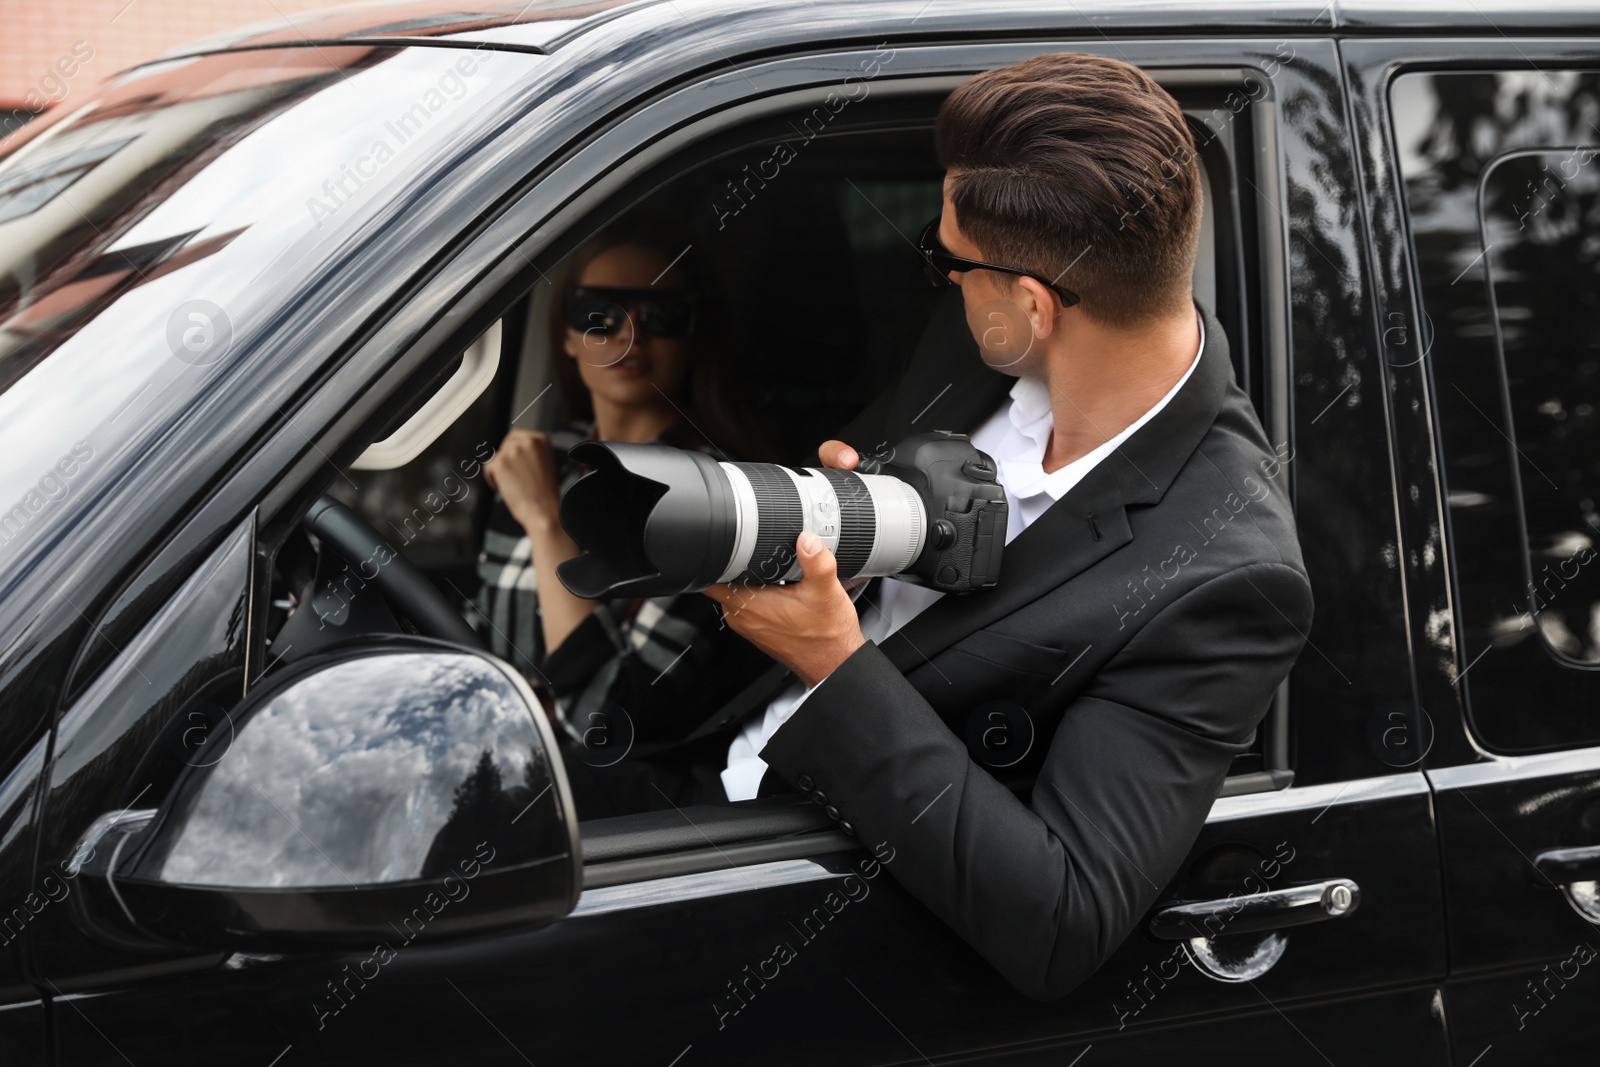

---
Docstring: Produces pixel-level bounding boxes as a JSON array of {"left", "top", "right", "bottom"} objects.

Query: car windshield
[{"left": 0, "top": 43, "right": 539, "bottom": 573}]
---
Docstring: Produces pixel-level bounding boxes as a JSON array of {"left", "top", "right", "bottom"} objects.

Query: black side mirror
[{"left": 69, "top": 637, "right": 579, "bottom": 951}]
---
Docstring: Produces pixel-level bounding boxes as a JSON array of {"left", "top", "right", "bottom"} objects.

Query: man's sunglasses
[
  {"left": 916, "top": 217, "right": 1081, "bottom": 308},
  {"left": 564, "top": 286, "right": 697, "bottom": 338}
]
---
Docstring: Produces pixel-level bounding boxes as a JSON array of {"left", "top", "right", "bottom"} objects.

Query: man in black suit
[{"left": 699, "top": 51, "right": 1313, "bottom": 1001}]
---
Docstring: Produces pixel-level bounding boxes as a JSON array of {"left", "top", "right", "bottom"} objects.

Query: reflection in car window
[
  {"left": 1481, "top": 151, "right": 1600, "bottom": 664},
  {"left": 0, "top": 44, "right": 539, "bottom": 571},
  {"left": 0, "top": 135, "right": 134, "bottom": 225},
  {"left": 1394, "top": 69, "right": 1600, "bottom": 751}
]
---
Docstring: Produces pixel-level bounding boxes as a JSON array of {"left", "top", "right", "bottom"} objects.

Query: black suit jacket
[{"left": 755, "top": 290, "right": 1314, "bottom": 1000}]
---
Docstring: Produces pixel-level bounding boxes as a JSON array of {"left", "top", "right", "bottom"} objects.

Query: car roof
[
  {"left": 148, "top": 0, "right": 645, "bottom": 57},
  {"left": 143, "top": 0, "right": 1600, "bottom": 67}
]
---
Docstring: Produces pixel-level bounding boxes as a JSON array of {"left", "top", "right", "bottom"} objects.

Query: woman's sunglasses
[
  {"left": 916, "top": 217, "right": 1081, "bottom": 308},
  {"left": 564, "top": 286, "right": 697, "bottom": 338}
]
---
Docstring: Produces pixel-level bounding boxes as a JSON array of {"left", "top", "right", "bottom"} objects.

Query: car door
[
  {"left": 15, "top": 9, "right": 1446, "bottom": 1067},
  {"left": 0, "top": 654, "right": 48, "bottom": 1066},
  {"left": 1349, "top": 29, "right": 1600, "bottom": 1064}
]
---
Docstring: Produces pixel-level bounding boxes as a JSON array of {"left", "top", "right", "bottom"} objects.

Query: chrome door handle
[
  {"left": 1533, "top": 844, "right": 1600, "bottom": 884},
  {"left": 1535, "top": 846, "right": 1600, "bottom": 923},
  {"left": 1149, "top": 878, "right": 1361, "bottom": 940}
]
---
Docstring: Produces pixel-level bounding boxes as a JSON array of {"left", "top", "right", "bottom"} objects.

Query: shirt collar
[{"left": 1001, "top": 309, "right": 1206, "bottom": 502}]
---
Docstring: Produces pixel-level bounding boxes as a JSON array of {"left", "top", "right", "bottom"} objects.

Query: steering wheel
[{"left": 300, "top": 495, "right": 487, "bottom": 651}]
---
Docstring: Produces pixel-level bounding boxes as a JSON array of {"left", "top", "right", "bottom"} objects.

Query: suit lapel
[
  {"left": 879, "top": 300, "right": 1234, "bottom": 674},
  {"left": 878, "top": 459, "right": 1131, "bottom": 673}
]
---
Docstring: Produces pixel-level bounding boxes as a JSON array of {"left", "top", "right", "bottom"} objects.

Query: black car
[{"left": 0, "top": 1, "right": 1597, "bottom": 1063}]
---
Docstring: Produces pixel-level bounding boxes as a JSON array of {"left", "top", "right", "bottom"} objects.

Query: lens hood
[{"left": 555, "top": 441, "right": 738, "bottom": 598}]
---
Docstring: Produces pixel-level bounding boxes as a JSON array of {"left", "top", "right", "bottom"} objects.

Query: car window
[
  {"left": 327, "top": 343, "right": 510, "bottom": 594},
  {"left": 535, "top": 97, "right": 1254, "bottom": 805},
  {"left": 1480, "top": 151, "right": 1600, "bottom": 662},
  {"left": 0, "top": 44, "right": 540, "bottom": 579},
  {"left": 306, "top": 71, "right": 1271, "bottom": 867},
  {"left": 1392, "top": 70, "right": 1600, "bottom": 751}
]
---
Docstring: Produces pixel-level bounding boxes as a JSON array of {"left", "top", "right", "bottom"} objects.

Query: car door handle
[
  {"left": 1533, "top": 844, "right": 1600, "bottom": 884},
  {"left": 1148, "top": 878, "right": 1361, "bottom": 940}
]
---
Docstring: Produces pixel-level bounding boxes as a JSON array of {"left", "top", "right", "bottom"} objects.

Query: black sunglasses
[
  {"left": 564, "top": 286, "right": 697, "bottom": 338},
  {"left": 916, "top": 217, "right": 1081, "bottom": 308}
]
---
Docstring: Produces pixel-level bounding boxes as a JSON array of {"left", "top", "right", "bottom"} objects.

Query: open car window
[{"left": 302, "top": 65, "right": 1279, "bottom": 883}]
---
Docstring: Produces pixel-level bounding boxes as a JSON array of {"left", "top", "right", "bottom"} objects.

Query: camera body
[{"left": 859, "top": 431, "right": 1006, "bottom": 593}]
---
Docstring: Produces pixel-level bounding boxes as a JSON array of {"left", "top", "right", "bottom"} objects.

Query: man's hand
[
  {"left": 483, "top": 429, "right": 562, "bottom": 532},
  {"left": 815, "top": 439, "right": 860, "bottom": 471},
  {"left": 703, "top": 440, "right": 866, "bottom": 688}
]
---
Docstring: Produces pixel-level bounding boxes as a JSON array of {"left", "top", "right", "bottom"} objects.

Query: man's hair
[{"left": 935, "top": 52, "right": 1202, "bottom": 328}]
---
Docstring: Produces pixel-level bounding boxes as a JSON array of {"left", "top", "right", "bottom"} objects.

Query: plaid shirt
[{"left": 469, "top": 422, "right": 732, "bottom": 745}]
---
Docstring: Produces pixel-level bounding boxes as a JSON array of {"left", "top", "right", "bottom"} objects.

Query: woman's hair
[{"left": 548, "top": 218, "right": 779, "bottom": 462}]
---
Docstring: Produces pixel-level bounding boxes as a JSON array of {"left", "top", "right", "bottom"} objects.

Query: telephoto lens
[{"left": 555, "top": 431, "right": 1008, "bottom": 599}]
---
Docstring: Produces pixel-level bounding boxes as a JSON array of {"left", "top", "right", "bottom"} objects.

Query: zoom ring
[
  {"left": 820, "top": 469, "right": 876, "bottom": 579},
  {"left": 733, "top": 463, "right": 803, "bottom": 583}
]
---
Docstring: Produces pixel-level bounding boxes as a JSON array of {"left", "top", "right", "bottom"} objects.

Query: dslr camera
[{"left": 556, "top": 431, "right": 1007, "bottom": 599}]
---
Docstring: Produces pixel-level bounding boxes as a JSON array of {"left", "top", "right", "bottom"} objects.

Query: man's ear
[{"left": 1014, "top": 276, "right": 1062, "bottom": 340}]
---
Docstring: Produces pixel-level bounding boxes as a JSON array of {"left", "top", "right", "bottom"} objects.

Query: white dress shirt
[{"left": 720, "top": 314, "right": 1205, "bottom": 801}]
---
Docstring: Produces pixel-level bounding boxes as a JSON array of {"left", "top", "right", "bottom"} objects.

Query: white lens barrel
[
  {"left": 857, "top": 473, "right": 926, "bottom": 576},
  {"left": 719, "top": 463, "right": 760, "bottom": 582},
  {"left": 713, "top": 462, "right": 926, "bottom": 584}
]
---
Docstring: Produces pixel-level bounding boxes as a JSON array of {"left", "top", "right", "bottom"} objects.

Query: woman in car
[{"left": 472, "top": 219, "right": 776, "bottom": 754}]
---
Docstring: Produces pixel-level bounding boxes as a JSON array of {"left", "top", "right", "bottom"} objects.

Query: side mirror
[{"left": 70, "top": 638, "right": 580, "bottom": 951}]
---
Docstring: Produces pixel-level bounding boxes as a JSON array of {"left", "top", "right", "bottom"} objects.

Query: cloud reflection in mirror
[{"left": 158, "top": 652, "right": 546, "bottom": 888}]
